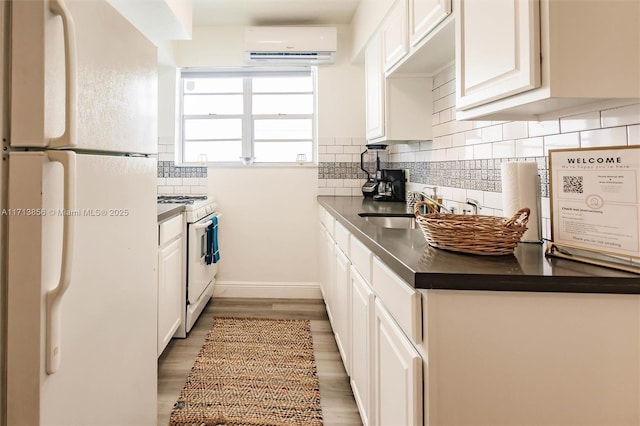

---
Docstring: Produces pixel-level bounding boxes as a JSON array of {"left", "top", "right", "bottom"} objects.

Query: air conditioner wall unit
[{"left": 244, "top": 26, "right": 337, "bottom": 65}]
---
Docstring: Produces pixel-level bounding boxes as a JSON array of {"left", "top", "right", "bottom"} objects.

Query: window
[{"left": 180, "top": 68, "right": 316, "bottom": 165}]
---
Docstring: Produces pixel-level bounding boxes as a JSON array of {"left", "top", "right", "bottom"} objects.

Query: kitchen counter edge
[
  {"left": 157, "top": 204, "right": 185, "bottom": 223},
  {"left": 318, "top": 196, "right": 640, "bottom": 294}
]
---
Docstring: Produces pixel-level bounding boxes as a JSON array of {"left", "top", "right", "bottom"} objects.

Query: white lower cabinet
[
  {"left": 157, "top": 214, "right": 184, "bottom": 357},
  {"left": 334, "top": 248, "right": 352, "bottom": 376},
  {"left": 350, "top": 267, "right": 375, "bottom": 426},
  {"left": 373, "top": 298, "right": 423, "bottom": 426}
]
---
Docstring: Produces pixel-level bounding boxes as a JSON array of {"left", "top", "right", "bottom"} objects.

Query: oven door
[{"left": 187, "top": 211, "right": 219, "bottom": 305}]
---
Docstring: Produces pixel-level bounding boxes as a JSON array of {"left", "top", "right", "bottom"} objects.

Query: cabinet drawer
[
  {"left": 372, "top": 256, "right": 422, "bottom": 343},
  {"left": 159, "top": 214, "right": 183, "bottom": 246},
  {"left": 334, "top": 221, "right": 350, "bottom": 256},
  {"left": 350, "top": 235, "right": 373, "bottom": 283}
]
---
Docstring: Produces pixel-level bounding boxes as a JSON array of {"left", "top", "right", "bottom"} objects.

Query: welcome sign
[{"left": 548, "top": 145, "right": 640, "bottom": 269}]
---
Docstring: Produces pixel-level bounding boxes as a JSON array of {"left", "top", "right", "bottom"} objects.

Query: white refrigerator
[{"left": 3, "top": 0, "right": 158, "bottom": 425}]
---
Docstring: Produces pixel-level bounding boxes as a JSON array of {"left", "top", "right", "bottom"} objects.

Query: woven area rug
[{"left": 169, "top": 317, "right": 323, "bottom": 426}]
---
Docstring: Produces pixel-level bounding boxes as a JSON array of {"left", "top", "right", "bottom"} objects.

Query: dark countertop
[
  {"left": 157, "top": 204, "right": 185, "bottom": 223},
  {"left": 318, "top": 196, "right": 640, "bottom": 294}
]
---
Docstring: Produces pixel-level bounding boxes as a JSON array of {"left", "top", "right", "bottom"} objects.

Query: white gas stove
[{"left": 157, "top": 195, "right": 220, "bottom": 336}]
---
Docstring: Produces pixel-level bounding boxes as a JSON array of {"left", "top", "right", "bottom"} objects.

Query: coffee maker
[
  {"left": 360, "top": 144, "right": 387, "bottom": 198},
  {"left": 374, "top": 169, "right": 406, "bottom": 201},
  {"left": 360, "top": 145, "right": 406, "bottom": 202}
]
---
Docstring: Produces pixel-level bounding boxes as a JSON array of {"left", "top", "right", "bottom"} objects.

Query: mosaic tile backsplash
[
  {"left": 318, "top": 157, "right": 549, "bottom": 196},
  {"left": 157, "top": 160, "right": 208, "bottom": 178}
]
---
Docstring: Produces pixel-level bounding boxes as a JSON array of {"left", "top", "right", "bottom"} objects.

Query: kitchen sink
[{"left": 358, "top": 213, "right": 417, "bottom": 229}]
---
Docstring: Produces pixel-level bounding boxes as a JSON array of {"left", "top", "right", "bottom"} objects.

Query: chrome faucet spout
[{"left": 419, "top": 193, "right": 453, "bottom": 214}]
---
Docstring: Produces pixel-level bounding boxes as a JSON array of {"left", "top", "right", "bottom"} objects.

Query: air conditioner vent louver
[{"left": 245, "top": 26, "right": 337, "bottom": 65}]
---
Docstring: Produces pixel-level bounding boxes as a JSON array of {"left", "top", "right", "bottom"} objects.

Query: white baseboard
[{"left": 212, "top": 281, "right": 323, "bottom": 299}]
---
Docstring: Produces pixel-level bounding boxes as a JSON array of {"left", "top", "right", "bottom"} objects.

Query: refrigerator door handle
[
  {"left": 45, "top": 151, "right": 77, "bottom": 374},
  {"left": 48, "top": 0, "right": 77, "bottom": 148}
]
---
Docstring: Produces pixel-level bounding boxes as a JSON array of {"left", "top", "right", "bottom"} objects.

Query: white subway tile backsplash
[
  {"left": 580, "top": 126, "right": 627, "bottom": 147},
  {"left": 158, "top": 152, "right": 174, "bottom": 161},
  {"left": 543, "top": 132, "right": 580, "bottom": 155},
  {"left": 344, "top": 146, "right": 362, "bottom": 154},
  {"left": 528, "top": 120, "right": 560, "bottom": 137},
  {"left": 433, "top": 135, "right": 453, "bottom": 149},
  {"left": 629, "top": 125, "right": 640, "bottom": 145},
  {"left": 432, "top": 113, "right": 440, "bottom": 126},
  {"left": 483, "top": 191, "right": 503, "bottom": 210},
  {"left": 433, "top": 70, "right": 446, "bottom": 88},
  {"left": 502, "top": 121, "right": 529, "bottom": 140},
  {"left": 319, "top": 154, "right": 336, "bottom": 162},
  {"left": 465, "top": 128, "right": 482, "bottom": 145},
  {"left": 335, "top": 154, "right": 354, "bottom": 162},
  {"left": 492, "top": 140, "right": 516, "bottom": 158},
  {"left": 515, "top": 137, "right": 544, "bottom": 157},
  {"left": 482, "top": 125, "right": 503, "bottom": 143},
  {"left": 326, "top": 145, "right": 344, "bottom": 154},
  {"left": 446, "top": 147, "right": 464, "bottom": 160},
  {"left": 318, "top": 145, "right": 327, "bottom": 154},
  {"left": 601, "top": 103, "right": 640, "bottom": 128},
  {"left": 327, "top": 179, "right": 344, "bottom": 188},
  {"left": 174, "top": 186, "right": 192, "bottom": 195},
  {"left": 560, "top": 111, "right": 601, "bottom": 133},
  {"left": 434, "top": 93, "right": 456, "bottom": 113},
  {"left": 157, "top": 186, "right": 175, "bottom": 195},
  {"left": 335, "top": 187, "right": 352, "bottom": 196},
  {"left": 166, "top": 177, "right": 183, "bottom": 186},
  {"left": 439, "top": 107, "right": 453, "bottom": 123},
  {"left": 440, "top": 80, "right": 456, "bottom": 97},
  {"left": 452, "top": 132, "right": 466, "bottom": 147},
  {"left": 473, "top": 143, "right": 492, "bottom": 159}
]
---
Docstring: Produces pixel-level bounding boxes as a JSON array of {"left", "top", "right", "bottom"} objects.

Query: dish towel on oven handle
[
  {"left": 212, "top": 215, "right": 220, "bottom": 263},
  {"left": 205, "top": 216, "right": 220, "bottom": 265}
]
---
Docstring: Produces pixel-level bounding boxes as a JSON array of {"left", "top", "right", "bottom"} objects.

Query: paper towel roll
[{"left": 501, "top": 161, "right": 541, "bottom": 242}]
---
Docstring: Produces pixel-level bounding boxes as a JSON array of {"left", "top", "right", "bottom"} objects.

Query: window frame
[{"left": 178, "top": 67, "right": 318, "bottom": 167}]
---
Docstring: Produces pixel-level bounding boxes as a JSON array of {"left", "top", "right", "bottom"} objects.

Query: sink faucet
[
  {"left": 465, "top": 198, "right": 482, "bottom": 215},
  {"left": 418, "top": 190, "right": 454, "bottom": 214}
]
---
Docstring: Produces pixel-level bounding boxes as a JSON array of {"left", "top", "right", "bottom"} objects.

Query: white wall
[{"left": 165, "top": 24, "right": 365, "bottom": 297}]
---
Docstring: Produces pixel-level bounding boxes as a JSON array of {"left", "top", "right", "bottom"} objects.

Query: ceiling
[{"left": 191, "top": 0, "right": 361, "bottom": 26}]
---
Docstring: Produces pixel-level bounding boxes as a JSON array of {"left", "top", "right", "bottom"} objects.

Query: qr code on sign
[{"left": 563, "top": 175, "right": 583, "bottom": 194}]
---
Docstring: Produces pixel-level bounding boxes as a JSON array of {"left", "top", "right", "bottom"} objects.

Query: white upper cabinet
[
  {"left": 409, "top": 0, "right": 452, "bottom": 47},
  {"left": 366, "top": 32, "right": 434, "bottom": 144},
  {"left": 365, "top": 33, "right": 386, "bottom": 141},
  {"left": 455, "top": 0, "right": 640, "bottom": 121},
  {"left": 456, "top": 0, "right": 540, "bottom": 111},
  {"left": 382, "top": 0, "right": 409, "bottom": 71}
]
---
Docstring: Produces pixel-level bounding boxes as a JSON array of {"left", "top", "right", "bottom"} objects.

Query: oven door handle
[{"left": 193, "top": 213, "right": 221, "bottom": 230}]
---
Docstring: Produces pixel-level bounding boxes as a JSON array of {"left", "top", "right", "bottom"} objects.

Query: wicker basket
[{"left": 413, "top": 201, "right": 530, "bottom": 256}]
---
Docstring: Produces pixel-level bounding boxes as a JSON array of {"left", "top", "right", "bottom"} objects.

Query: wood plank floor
[{"left": 157, "top": 297, "right": 363, "bottom": 425}]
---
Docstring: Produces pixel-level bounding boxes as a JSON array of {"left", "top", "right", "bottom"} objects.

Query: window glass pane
[
  {"left": 252, "top": 94, "right": 313, "bottom": 114},
  {"left": 184, "top": 119, "right": 241, "bottom": 140},
  {"left": 183, "top": 78, "right": 242, "bottom": 93},
  {"left": 184, "top": 141, "right": 242, "bottom": 162},
  {"left": 254, "top": 141, "right": 313, "bottom": 163},
  {"left": 184, "top": 94, "right": 243, "bottom": 115},
  {"left": 254, "top": 119, "right": 312, "bottom": 140},
  {"left": 253, "top": 76, "right": 312, "bottom": 93}
]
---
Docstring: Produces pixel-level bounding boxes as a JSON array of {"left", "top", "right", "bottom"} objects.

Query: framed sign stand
[{"left": 547, "top": 145, "right": 640, "bottom": 274}]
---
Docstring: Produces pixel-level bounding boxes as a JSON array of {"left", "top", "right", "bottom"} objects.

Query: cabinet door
[
  {"left": 351, "top": 267, "right": 375, "bottom": 426},
  {"left": 373, "top": 299, "right": 422, "bottom": 426},
  {"left": 365, "top": 33, "right": 385, "bottom": 141},
  {"left": 382, "top": 0, "right": 409, "bottom": 71},
  {"left": 158, "top": 236, "right": 183, "bottom": 356},
  {"left": 455, "top": 0, "right": 540, "bottom": 110},
  {"left": 334, "top": 248, "right": 352, "bottom": 376},
  {"left": 409, "top": 0, "right": 451, "bottom": 46},
  {"left": 324, "top": 234, "right": 336, "bottom": 323}
]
